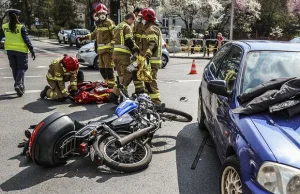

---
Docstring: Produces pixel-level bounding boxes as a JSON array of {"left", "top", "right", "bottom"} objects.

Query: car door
[
  {"left": 210, "top": 45, "right": 243, "bottom": 159},
  {"left": 202, "top": 44, "right": 231, "bottom": 133}
]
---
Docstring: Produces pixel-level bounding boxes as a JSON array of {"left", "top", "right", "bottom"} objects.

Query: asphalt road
[{"left": 0, "top": 41, "right": 221, "bottom": 194}]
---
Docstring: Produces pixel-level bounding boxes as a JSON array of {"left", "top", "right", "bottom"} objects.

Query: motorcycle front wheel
[
  {"left": 99, "top": 135, "right": 152, "bottom": 173},
  {"left": 160, "top": 107, "right": 193, "bottom": 122}
]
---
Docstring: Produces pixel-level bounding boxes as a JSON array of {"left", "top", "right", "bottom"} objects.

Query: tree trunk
[
  {"left": 47, "top": 17, "right": 51, "bottom": 39},
  {"left": 24, "top": 0, "right": 32, "bottom": 30}
]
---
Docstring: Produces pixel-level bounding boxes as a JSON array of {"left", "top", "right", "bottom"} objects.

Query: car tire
[
  {"left": 69, "top": 40, "right": 73, "bottom": 47},
  {"left": 93, "top": 57, "right": 99, "bottom": 70},
  {"left": 220, "top": 156, "right": 242, "bottom": 194},
  {"left": 161, "top": 54, "right": 168, "bottom": 68},
  {"left": 63, "top": 37, "right": 67, "bottom": 44},
  {"left": 58, "top": 38, "right": 61, "bottom": 44},
  {"left": 198, "top": 89, "right": 206, "bottom": 130}
]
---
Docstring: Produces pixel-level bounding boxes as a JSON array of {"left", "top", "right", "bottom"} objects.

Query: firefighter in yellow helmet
[
  {"left": 40, "top": 55, "right": 80, "bottom": 102},
  {"left": 78, "top": 4, "right": 115, "bottom": 89},
  {"left": 139, "top": 8, "right": 162, "bottom": 104},
  {"left": 108, "top": 13, "right": 142, "bottom": 104}
]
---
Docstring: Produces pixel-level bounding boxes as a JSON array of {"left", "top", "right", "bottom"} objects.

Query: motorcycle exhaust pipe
[{"left": 115, "top": 125, "right": 156, "bottom": 148}]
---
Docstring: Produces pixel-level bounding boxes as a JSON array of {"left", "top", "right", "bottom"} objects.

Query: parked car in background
[
  {"left": 198, "top": 40, "right": 300, "bottom": 194},
  {"left": 77, "top": 40, "right": 170, "bottom": 69},
  {"left": 68, "top": 29, "right": 90, "bottom": 48},
  {"left": 290, "top": 37, "right": 300, "bottom": 43},
  {"left": 0, "top": 37, "right": 5, "bottom": 49},
  {"left": 57, "top": 30, "right": 71, "bottom": 44}
]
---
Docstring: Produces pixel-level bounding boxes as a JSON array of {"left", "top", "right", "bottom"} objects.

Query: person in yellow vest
[
  {"left": 40, "top": 55, "right": 80, "bottom": 102},
  {"left": 139, "top": 8, "right": 162, "bottom": 105},
  {"left": 78, "top": 4, "right": 115, "bottom": 89},
  {"left": 108, "top": 13, "right": 142, "bottom": 104},
  {"left": 0, "top": 9, "right": 35, "bottom": 97}
]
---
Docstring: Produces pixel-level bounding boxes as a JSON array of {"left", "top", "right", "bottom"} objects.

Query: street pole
[{"left": 230, "top": 0, "right": 234, "bottom": 40}]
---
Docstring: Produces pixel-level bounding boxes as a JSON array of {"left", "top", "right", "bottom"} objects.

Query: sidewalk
[
  {"left": 29, "top": 35, "right": 58, "bottom": 45},
  {"left": 169, "top": 52, "right": 213, "bottom": 60}
]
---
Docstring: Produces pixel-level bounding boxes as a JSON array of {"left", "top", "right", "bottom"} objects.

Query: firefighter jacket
[
  {"left": 111, "top": 21, "right": 138, "bottom": 55},
  {"left": 46, "top": 57, "right": 78, "bottom": 97},
  {"left": 140, "top": 21, "right": 162, "bottom": 66},
  {"left": 133, "top": 21, "right": 144, "bottom": 49},
  {"left": 82, "top": 19, "right": 115, "bottom": 55}
]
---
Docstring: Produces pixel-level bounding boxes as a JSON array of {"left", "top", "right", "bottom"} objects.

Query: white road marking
[
  {"left": 2, "top": 75, "right": 42, "bottom": 79},
  {"left": 34, "top": 47, "right": 57, "bottom": 55},
  {"left": 5, "top": 90, "right": 41, "bottom": 95},
  {"left": 37, "top": 66, "right": 48, "bottom": 68},
  {"left": 177, "top": 80, "right": 201, "bottom": 82}
]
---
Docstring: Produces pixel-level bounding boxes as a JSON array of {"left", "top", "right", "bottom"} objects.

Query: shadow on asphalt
[
  {"left": 22, "top": 98, "right": 70, "bottom": 113},
  {"left": 0, "top": 93, "right": 19, "bottom": 101},
  {"left": 68, "top": 103, "right": 116, "bottom": 122},
  {"left": 176, "top": 122, "right": 221, "bottom": 194},
  {"left": 0, "top": 155, "right": 141, "bottom": 192},
  {"left": 22, "top": 98, "right": 116, "bottom": 121}
]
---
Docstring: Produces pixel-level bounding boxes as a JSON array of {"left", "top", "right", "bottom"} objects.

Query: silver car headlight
[
  {"left": 85, "top": 48, "right": 94, "bottom": 52},
  {"left": 257, "top": 162, "right": 300, "bottom": 194}
]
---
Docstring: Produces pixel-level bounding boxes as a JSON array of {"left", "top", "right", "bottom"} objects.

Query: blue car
[{"left": 198, "top": 40, "right": 300, "bottom": 194}]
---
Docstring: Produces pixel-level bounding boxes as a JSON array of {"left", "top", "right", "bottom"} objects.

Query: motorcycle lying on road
[{"left": 18, "top": 77, "right": 192, "bottom": 172}]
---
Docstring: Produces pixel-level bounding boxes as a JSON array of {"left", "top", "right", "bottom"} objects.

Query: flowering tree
[
  {"left": 216, "top": 0, "right": 261, "bottom": 33},
  {"left": 160, "top": 0, "right": 224, "bottom": 35}
]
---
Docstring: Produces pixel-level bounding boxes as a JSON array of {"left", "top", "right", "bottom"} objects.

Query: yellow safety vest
[{"left": 2, "top": 23, "right": 29, "bottom": 53}]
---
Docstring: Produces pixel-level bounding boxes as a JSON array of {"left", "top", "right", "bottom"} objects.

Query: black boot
[
  {"left": 40, "top": 85, "right": 51, "bottom": 99},
  {"left": 108, "top": 93, "right": 119, "bottom": 105},
  {"left": 15, "top": 86, "right": 23, "bottom": 97}
]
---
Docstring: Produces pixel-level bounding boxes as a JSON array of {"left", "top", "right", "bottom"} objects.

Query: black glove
[
  {"left": 67, "top": 95, "right": 75, "bottom": 102},
  {"left": 31, "top": 52, "right": 36, "bottom": 60},
  {"left": 70, "top": 90, "right": 78, "bottom": 97}
]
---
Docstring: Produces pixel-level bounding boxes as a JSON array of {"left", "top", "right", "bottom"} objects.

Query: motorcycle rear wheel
[
  {"left": 99, "top": 135, "right": 152, "bottom": 173},
  {"left": 160, "top": 107, "right": 193, "bottom": 122}
]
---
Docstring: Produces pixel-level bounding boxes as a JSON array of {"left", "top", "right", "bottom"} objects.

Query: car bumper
[
  {"left": 76, "top": 53, "right": 94, "bottom": 66},
  {"left": 241, "top": 169, "right": 269, "bottom": 194}
]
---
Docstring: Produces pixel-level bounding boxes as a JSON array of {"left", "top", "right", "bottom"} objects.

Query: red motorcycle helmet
[
  {"left": 141, "top": 8, "right": 156, "bottom": 21},
  {"left": 62, "top": 55, "right": 79, "bottom": 72},
  {"left": 95, "top": 3, "right": 108, "bottom": 14}
]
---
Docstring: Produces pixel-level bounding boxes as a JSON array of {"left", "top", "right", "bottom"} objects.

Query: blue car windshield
[{"left": 241, "top": 51, "right": 300, "bottom": 93}]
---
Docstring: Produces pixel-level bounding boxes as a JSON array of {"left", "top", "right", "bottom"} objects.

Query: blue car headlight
[{"left": 257, "top": 162, "right": 300, "bottom": 194}]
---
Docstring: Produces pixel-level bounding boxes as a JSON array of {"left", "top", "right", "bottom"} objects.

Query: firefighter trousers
[
  {"left": 98, "top": 52, "right": 115, "bottom": 89},
  {"left": 46, "top": 78, "right": 65, "bottom": 99},
  {"left": 112, "top": 52, "right": 144, "bottom": 96},
  {"left": 145, "top": 63, "right": 161, "bottom": 104}
]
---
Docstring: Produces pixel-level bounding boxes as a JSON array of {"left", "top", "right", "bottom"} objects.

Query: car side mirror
[{"left": 207, "top": 80, "right": 229, "bottom": 97}]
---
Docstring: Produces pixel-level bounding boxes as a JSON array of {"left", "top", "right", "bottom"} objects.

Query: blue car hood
[{"left": 250, "top": 113, "right": 300, "bottom": 169}]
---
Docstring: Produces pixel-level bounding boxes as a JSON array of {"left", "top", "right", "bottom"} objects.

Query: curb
[{"left": 170, "top": 56, "right": 212, "bottom": 60}]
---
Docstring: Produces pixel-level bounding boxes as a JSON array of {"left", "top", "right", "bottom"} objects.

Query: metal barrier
[{"left": 164, "top": 38, "right": 228, "bottom": 57}]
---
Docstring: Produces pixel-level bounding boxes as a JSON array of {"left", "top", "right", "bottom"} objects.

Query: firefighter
[
  {"left": 0, "top": 9, "right": 35, "bottom": 97},
  {"left": 40, "top": 55, "right": 80, "bottom": 102},
  {"left": 108, "top": 13, "right": 141, "bottom": 104},
  {"left": 78, "top": 4, "right": 115, "bottom": 89},
  {"left": 139, "top": 8, "right": 162, "bottom": 105}
]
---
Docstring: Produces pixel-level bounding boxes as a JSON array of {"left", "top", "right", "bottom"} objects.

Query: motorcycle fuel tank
[{"left": 115, "top": 100, "right": 138, "bottom": 117}]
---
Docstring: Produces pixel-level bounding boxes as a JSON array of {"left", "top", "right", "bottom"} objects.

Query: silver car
[{"left": 76, "top": 41, "right": 170, "bottom": 69}]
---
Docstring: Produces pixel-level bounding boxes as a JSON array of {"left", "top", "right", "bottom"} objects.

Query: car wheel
[
  {"left": 220, "top": 156, "right": 242, "bottom": 194},
  {"left": 63, "top": 37, "right": 67, "bottom": 44},
  {"left": 58, "top": 38, "right": 61, "bottom": 44},
  {"left": 93, "top": 57, "right": 99, "bottom": 70},
  {"left": 69, "top": 40, "right": 73, "bottom": 47},
  {"left": 198, "top": 89, "right": 206, "bottom": 130},
  {"left": 161, "top": 54, "right": 168, "bottom": 68}
]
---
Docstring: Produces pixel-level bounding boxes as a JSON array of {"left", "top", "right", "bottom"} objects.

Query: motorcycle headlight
[{"left": 257, "top": 162, "right": 300, "bottom": 194}]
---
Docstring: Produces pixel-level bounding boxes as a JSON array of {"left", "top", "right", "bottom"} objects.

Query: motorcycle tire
[
  {"left": 31, "top": 112, "right": 75, "bottom": 167},
  {"left": 160, "top": 107, "right": 193, "bottom": 122},
  {"left": 99, "top": 135, "right": 152, "bottom": 173}
]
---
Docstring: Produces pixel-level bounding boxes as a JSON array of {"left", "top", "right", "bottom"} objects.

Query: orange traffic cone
[{"left": 189, "top": 59, "right": 197, "bottom": 74}]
